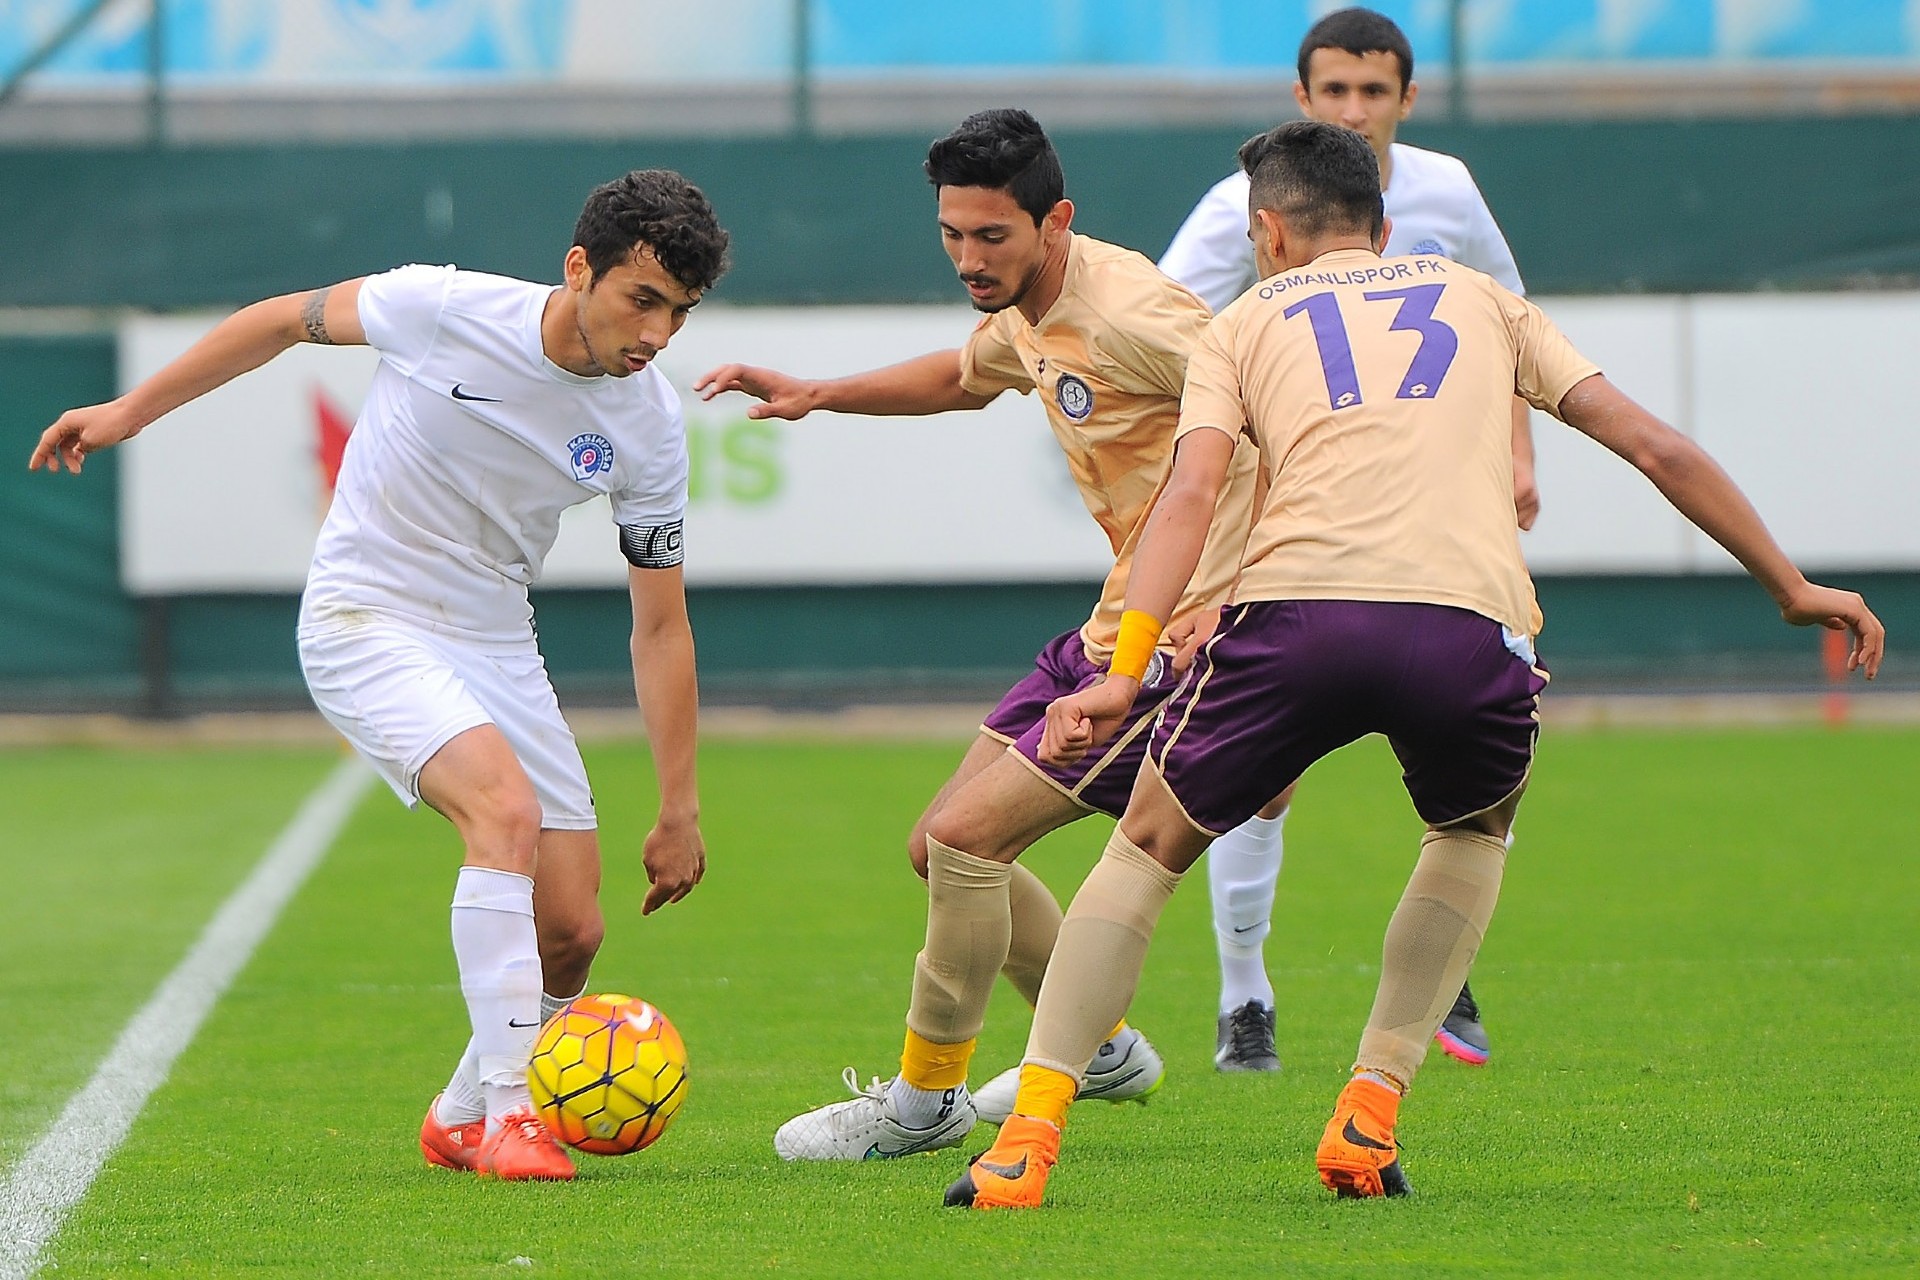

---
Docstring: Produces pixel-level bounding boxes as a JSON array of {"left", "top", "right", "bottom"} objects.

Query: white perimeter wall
[{"left": 119, "top": 292, "right": 1920, "bottom": 594}]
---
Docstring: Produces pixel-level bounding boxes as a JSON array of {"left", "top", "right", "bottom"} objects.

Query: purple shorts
[
  {"left": 983, "top": 628, "right": 1181, "bottom": 818},
  {"left": 1150, "top": 600, "right": 1548, "bottom": 836}
]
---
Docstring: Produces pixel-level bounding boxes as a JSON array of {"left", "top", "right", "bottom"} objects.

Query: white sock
[
  {"left": 542, "top": 980, "right": 586, "bottom": 1024},
  {"left": 437, "top": 982, "right": 584, "bottom": 1127},
  {"left": 885, "top": 1078, "right": 968, "bottom": 1129},
  {"left": 1356, "top": 1069, "right": 1402, "bottom": 1094},
  {"left": 450, "top": 866, "right": 543, "bottom": 1128},
  {"left": 1209, "top": 809, "right": 1287, "bottom": 1015},
  {"left": 436, "top": 1041, "right": 485, "bottom": 1126}
]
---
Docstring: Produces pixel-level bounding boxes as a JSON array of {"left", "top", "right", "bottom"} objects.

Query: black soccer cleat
[
  {"left": 1434, "top": 980, "right": 1491, "bottom": 1065},
  {"left": 1214, "top": 999, "right": 1282, "bottom": 1072}
]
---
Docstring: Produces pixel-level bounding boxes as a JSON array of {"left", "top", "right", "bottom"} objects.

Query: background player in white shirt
[
  {"left": 1159, "top": 7, "right": 1527, "bottom": 1072},
  {"left": 29, "top": 170, "right": 729, "bottom": 1181}
]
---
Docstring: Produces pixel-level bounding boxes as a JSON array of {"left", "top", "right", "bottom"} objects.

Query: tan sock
[
  {"left": 1002, "top": 862, "right": 1064, "bottom": 1008},
  {"left": 1354, "top": 827, "right": 1506, "bottom": 1088},
  {"left": 1024, "top": 829, "right": 1181, "bottom": 1081},
  {"left": 905, "top": 837, "right": 1013, "bottom": 1045}
]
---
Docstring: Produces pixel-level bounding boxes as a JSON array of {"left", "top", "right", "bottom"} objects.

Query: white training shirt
[
  {"left": 1159, "top": 141, "right": 1525, "bottom": 314},
  {"left": 302, "top": 264, "right": 689, "bottom": 644}
]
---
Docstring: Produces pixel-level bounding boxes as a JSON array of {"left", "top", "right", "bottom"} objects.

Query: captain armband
[
  {"left": 1109, "top": 609, "right": 1164, "bottom": 683},
  {"left": 618, "top": 520, "right": 684, "bottom": 570}
]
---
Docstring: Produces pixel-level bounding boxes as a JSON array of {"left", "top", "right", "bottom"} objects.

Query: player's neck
[
  {"left": 540, "top": 287, "right": 603, "bottom": 378},
  {"left": 1015, "top": 231, "right": 1074, "bottom": 326},
  {"left": 1288, "top": 237, "right": 1379, "bottom": 270}
]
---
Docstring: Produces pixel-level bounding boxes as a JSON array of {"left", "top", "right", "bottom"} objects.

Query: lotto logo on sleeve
[
  {"left": 568, "top": 433, "right": 615, "bottom": 482},
  {"left": 1055, "top": 373, "right": 1094, "bottom": 422}
]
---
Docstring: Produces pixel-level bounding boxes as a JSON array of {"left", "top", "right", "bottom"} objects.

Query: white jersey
[
  {"left": 1158, "top": 141, "right": 1525, "bottom": 313},
  {"left": 302, "top": 264, "right": 689, "bottom": 644}
]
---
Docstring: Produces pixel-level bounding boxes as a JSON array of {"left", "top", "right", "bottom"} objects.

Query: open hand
[
  {"left": 692, "top": 364, "right": 818, "bottom": 420},
  {"left": 1781, "top": 581, "right": 1885, "bottom": 679},
  {"left": 29, "top": 401, "right": 141, "bottom": 474}
]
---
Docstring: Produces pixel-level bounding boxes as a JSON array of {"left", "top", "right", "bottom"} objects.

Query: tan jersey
[
  {"left": 1178, "top": 248, "right": 1599, "bottom": 637},
  {"left": 960, "top": 234, "right": 1259, "bottom": 661}
]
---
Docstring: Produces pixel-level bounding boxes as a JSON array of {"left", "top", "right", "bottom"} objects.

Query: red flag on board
[{"left": 314, "top": 388, "right": 352, "bottom": 492}]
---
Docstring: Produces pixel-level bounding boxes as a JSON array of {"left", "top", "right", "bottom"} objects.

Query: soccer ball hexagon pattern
[{"left": 526, "top": 993, "right": 688, "bottom": 1155}]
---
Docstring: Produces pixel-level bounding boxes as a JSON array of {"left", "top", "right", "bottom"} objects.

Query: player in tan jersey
[
  {"left": 946, "top": 120, "right": 1883, "bottom": 1211},
  {"left": 695, "top": 109, "right": 1260, "bottom": 1162},
  {"left": 957, "top": 232, "right": 1257, "bottom": 663}
]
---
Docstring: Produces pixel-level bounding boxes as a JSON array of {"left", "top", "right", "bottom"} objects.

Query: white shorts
[{"left": 297, "top": 616, "right": 596, "bottom": 829}]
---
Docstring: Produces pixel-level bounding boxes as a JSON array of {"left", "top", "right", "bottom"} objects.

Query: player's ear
[
  {"left": 1292, "top": 80, "right": 1311, "bottom": 115},
  {"left": 1376, "top": 214, "right": 1393, "bottom": 254},
  {"left": 563, "top": 245, "right": 592, "bottom": 292},
  {"left": 1255, "top": 207, "right": 1284, "bottom": 261},
  {"left": 1400, "top": 80, "right": 1418, "bottom": 119},
  {"left": 1045, "top": 198, "right": 1075, "bottom": 235}
]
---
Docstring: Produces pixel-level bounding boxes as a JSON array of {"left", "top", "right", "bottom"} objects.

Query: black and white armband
[{"left": 619, "top": 520, "right": 685, "bottom": 570}]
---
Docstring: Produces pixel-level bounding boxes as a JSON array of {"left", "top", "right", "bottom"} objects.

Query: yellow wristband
[{"left": 1110, "top": 609, "right": 1164, "bottom": 682}]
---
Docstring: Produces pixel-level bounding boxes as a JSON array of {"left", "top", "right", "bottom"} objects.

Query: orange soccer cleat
[
  {"left": 943, "top": 1115, "right": 1061, "bottom": 1210},
  {"left": 419, "top": 1093, "right": 486, "bottom": 1172},
  {"left": 476, "top": 1109, "right": 578, "bottom": 1181},
  {"left": 1316, "top": 1076, "right": 1412, "bottom": 1198}
]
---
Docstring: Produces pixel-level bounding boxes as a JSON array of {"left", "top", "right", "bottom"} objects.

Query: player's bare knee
[
  {"left": 906, "top": 824, "right": 933, "bottom": 879},
  {"left": 924, "top": 809, "right": 1020, "bottom": 864},
  {"left": 1436, "top": 780, "right": 1526, "bottom": 840},
  {"left": 459, "top": 788, "right": 544, "bottom": 872},
  {"left": 539, "top": 911, "right": 604, "bottom": 984}
]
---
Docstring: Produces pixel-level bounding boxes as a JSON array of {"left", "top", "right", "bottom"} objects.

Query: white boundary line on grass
[{"left": 0, "top": 756, "right": 374, "bottom": 1280}]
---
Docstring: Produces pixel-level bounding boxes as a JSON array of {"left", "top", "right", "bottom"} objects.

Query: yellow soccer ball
[{"left": 526, "top": 993, "right": 688, "bottom": 1155}]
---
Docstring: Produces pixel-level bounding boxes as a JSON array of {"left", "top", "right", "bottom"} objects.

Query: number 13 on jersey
[{"left": 1283, "top": 283, "right": 1459, "bottom": 409}]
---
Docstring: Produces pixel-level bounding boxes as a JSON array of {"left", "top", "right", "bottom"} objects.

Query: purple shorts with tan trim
[
  {"left": 983, "top": 628, "right": 1180, "bottom": 818},
  {"left": 1150, "top": 600, "right": 1548, "bottom": 836}
]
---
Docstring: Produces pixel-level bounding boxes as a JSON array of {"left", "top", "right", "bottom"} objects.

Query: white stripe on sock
[{"left": 0, "top": 757, "right": 372, "bottom": 1280}]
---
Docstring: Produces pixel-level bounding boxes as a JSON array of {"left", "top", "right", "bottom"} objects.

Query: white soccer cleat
[
  {"left": 773, "top": 1067, "right": 976, "bottom": 1161},
  {"left": 972, "top": 1029, "right": 1167, "bottom": 1125}
]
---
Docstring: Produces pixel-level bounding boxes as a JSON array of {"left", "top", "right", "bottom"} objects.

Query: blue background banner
[{"left": 5, "top": 0, "right": 1919, "bottom": 85}]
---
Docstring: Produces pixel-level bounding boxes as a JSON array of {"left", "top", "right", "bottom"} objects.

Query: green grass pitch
[{"left": 3, "top": 727, "right": 1916, "bottom": 1277}]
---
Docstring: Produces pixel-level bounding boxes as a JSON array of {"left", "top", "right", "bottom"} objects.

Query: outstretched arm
[
  {"left": 692, "top": 348, "right": 994, "bottom": 421},
  {"left": 628, "top": 562, "right": 706, "bottom": 914},
  {"left": 1557, "top": 374, "right": 1883, "bottom": 677},
  {"left": 28, "top": 281, "right": 367, "bottom": 473}
]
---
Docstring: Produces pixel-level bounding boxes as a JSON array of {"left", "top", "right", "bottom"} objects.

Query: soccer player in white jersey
[
  {"left": 28, "top": 170, "right": 729, "bottom": 1181},
  {"left": 1160, "top": 6, "right": 1523, "bottom": 1071}
]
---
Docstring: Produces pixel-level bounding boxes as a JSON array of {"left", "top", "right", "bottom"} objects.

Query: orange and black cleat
[
  {"left": 476, "top": 1109, "right": 577, "bottom": 1181},
  {"left": 943, "top": 1115, "right": 1061, "bottom": 1209},
  {"left": 419, "top": 1093, "right": 486, "bottom": 1172},
  {"left": 1316, "top": 1076, "right": 1412, "bottom": 1198}
]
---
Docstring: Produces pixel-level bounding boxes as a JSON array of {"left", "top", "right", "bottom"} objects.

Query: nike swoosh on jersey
[{"left": 451, "top": 383, "right": 503, "bottom": 402}]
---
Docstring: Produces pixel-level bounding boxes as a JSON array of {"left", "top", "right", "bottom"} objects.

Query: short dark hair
[
  {"left": 1238, "top": 120, "right": 1384, "bottom": 241},
  {"left": 1296, "top": 7, "right": 1414, "bottom": 92},
  {"left": 573, "top": 169, "right": 730, "bottom": 294},
  {"left": 924, "top": 108, "right": 1066, "bottom": 226}
]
